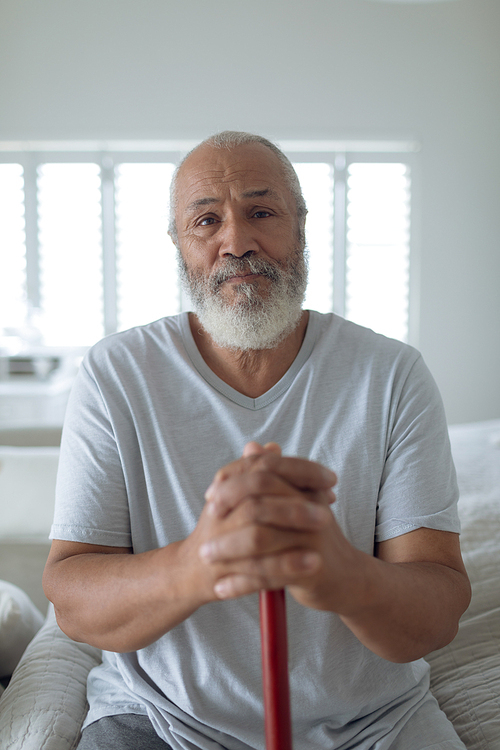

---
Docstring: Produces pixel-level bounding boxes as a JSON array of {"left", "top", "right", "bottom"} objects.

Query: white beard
[{"left": 177, "top": 250, "right": 308, "bottom": 351}]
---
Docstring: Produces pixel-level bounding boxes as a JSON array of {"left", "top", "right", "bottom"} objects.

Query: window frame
[{"left": 0, "top": 139, "right": 420, "bottom": 346}]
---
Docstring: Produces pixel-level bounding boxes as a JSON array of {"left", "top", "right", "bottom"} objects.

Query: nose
[{"left": 218, "top": 214, "right": 259, "bottom": 259}]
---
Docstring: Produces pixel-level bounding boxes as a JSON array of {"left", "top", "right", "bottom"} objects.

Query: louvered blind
[
  {"left": 0, "top": 164, "right": 26, "bottom": 334},
  {"left": 345, "top": 163, "right": 410, "bottom": 342},
  {"left": 37, "top": 164, "right": 103, "bottom": 345},
  {"left": 115, "top": 163, "right": 178, "bottom": 331}
]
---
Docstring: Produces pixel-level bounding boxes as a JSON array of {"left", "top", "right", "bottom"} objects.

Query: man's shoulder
[
  {"left": 84, "top": 314, "right": 186, "bottom": 371},
  {"left": 314, "top": 311, "right": 419, "bottom": 362}
]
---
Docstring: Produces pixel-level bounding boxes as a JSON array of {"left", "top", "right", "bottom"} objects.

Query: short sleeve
[
  {"left": 374, "top": 354, "right": 460, "bottom": 543},
  {"left": 50, "top": 354, "right": 132, "bottom": 548}
]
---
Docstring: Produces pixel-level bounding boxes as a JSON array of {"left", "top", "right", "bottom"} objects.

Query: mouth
[
  {"left": 224, "top": 272, "right": 263, "bottom": 285},
  {"left": 211, "top": 259, "right": 280, "bottom": 291}
]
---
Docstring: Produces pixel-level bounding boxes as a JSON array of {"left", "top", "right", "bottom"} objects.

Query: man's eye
[
  {"left": 198, "top": 217, "right": 216, "bottom": 226},
  {"left": 253, "top": 210, "right": 271, "bottom": 219}
]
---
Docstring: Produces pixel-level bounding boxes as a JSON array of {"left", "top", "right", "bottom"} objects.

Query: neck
[{"left": 189, "top": 310, "right": 309, "bottom": 398}]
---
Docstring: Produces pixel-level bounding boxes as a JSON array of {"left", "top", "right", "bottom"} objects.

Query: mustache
[{"left": 210, "top": 257, "right": 281, "bottom": 288}]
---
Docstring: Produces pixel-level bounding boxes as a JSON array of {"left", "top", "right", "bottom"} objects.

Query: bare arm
[
  {"left": 43, "top": 540, "right": 203, "bottom": 652},
  {"left": 335, "top": 528, "right": 471, "bottom": 662}
]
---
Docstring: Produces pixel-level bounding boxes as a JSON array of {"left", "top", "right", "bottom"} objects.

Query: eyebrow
[
  {"left": 185, "top": 188, "right": 282, "bottom": 215},
  {"left": 185, "top": 197, "right": 220, "bottom": 214},
  {"left": 241, "top": 188, "right": 281, "bottom": 201}
]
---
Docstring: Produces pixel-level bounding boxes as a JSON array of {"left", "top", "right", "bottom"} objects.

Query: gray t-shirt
[{"left": 51, "top": 311, "right": 460, "bottom": 750}]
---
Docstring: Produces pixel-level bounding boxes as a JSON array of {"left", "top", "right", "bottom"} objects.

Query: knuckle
[
  {"left": 247, "top": 563, "right": 267, "bottom": 584},
  {"left": 213, "top": 468, "right": 228, "bottom": 485},
  {"left": 310, "top": 489, "right": 335, "bottom": 507},
  {"left": 251, "top": 453, "right": 277, "bottom": 473},
  {"left": 283, "top": 549, "right": 321, "bottom": 575},
  {"left": 290, "top": 501, "right": 307, "bottom": 526},
  {"left": 284, "top": 554, "right": 301, "bottom": 575},
  {"left": 248, "top": 525, "right": 265, "bottom": 549},
  {"left": 248, "top": 471, "right": 268, "bottom": 494},
  {"left": 284, "top": 499, "right": 310, "bottom": 528},
  {"left": 239, "top": 496, "right": 261, "bottom": 523}
]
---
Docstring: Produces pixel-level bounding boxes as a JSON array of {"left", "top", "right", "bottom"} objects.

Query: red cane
[{"left": 259, "top": 589, "right": 293, "bottom": 750}]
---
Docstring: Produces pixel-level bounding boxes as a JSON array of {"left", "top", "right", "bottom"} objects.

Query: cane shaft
[{"left": 259, "top": 589, "right": 292, "bottom": 750}]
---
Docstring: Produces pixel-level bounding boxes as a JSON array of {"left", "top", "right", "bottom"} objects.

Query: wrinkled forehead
[{"left": 175, "top": 143, "right": 294, "bottom": 211}]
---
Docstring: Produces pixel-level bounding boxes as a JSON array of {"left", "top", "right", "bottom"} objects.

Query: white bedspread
[{"left": 425, "top": 420, "right": 500, "bottom": 749}]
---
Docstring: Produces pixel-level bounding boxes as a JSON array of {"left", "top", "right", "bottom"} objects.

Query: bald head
[{"left": 168, "top": 131, "right": 307, "bottom": 247}]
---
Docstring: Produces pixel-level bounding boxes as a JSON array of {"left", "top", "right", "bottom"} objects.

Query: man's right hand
[{"left": 43, "top": 445, "right": 337, "bottom": 652}]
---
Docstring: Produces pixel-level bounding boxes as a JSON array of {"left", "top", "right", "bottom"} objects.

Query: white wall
[{"left": 1, "top": 0, "right": 499, "bottom": 424}]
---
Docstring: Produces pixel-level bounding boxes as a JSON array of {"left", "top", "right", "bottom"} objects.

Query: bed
[{"left": 0, "top": 419, "right": 499, "bottom": 749}]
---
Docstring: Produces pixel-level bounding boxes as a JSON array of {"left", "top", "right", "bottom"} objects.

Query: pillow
[
  {"left": 0, "top": 605, "right": 102, "bottom": 750},
  {"left": 0, "top": 580, "right": 45, "bottom": 678},
  {"left": 424, "top": 421, "right": 500, "bottom": 749}
]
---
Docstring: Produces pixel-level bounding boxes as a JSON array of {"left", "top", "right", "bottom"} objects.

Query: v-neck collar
[{"left": 179, "top": 311, "right": 320, "bottom": 411}]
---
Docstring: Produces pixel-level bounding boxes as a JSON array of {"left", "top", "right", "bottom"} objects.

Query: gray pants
[
  {"left": 77, "top": 701, "right": 466, "bottom": 750},
  {"left": 77, "top": 714, "right": 172, "bottom": 750}
]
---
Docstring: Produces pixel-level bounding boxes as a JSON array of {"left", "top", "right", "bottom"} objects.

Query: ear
[{"left": 168, "top": 228, "right": 179, "bottom": 249}]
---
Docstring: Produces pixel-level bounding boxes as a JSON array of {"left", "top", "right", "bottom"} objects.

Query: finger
[
  {"left": 207, "top": 478, "right": 335, "bottom": 521},
  {"left": 263, "top": 455, "right": 337, "bottom": 491},
  {"left": 208, "top": 494, "right": 331, "bottom": 538},
  {"left": 260, "top": 447, "right": 333, "bottom": 505},
  {"left": 206, "top": 453, "right": 336, "bottom": 505},
  {"left": 242, "top": 442, "right": 282, "bottom": 459},
  {"left": 233, "top": 493, "right": 331, "bottom": 530},
  {"left": 206, "top": 470, "right": 300, "bottom": 518},
  {"left": 212, "top": 551, "right": 321, "bottom": 599},
  {"left": 207, "top": 481, "right": 336, "bottom": 520},
  {"left": 242, "top": 441, "right": 267, "bottom": 458},
  {"left": 199, "top": 524, "right": 319, "bottom": 564},
  {"left": 263, "top": 442, "right": 282, "bottom": 455},
  {"left": 308, "top": 488, "right": 337, "bottom": 507}
]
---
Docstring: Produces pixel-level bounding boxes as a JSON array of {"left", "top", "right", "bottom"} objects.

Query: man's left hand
[
  {"left": 200, "top": 442, "right": 361, "bottom": 613},
  {"left": 200, "top": 442, "right": 471, "bottom": 663}
]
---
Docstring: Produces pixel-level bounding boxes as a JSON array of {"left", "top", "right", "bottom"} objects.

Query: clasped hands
[{"left": 184, "top": 441, "right": 362, "bottom": 614}]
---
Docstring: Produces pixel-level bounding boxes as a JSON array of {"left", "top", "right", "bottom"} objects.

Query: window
[
  {"left": 345, "top": 162, "right": 411, "bottom": 342},
  {"left": 114, "top": 163, "right": 178, "bottom": 331},
  {"left": 0, "top": 141, "right": 418, "bottom": 349},
  {"left": 37, "top": 163, "right": 103, "bottom": 346},
  {"left": 0, "top": 164, "right": 26, "bottom": 334}
]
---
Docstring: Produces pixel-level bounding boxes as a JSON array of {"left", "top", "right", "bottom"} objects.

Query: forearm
[
  {"left": 43, "top": 542, "right": 207, "bottom": 652},
  {"left": 336, "top": 553, "right": 471, "bottom": 663}
]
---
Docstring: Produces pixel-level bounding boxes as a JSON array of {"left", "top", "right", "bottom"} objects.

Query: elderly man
[{"left": 43, "top": 131, "right": 470, "bottom": 750}]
